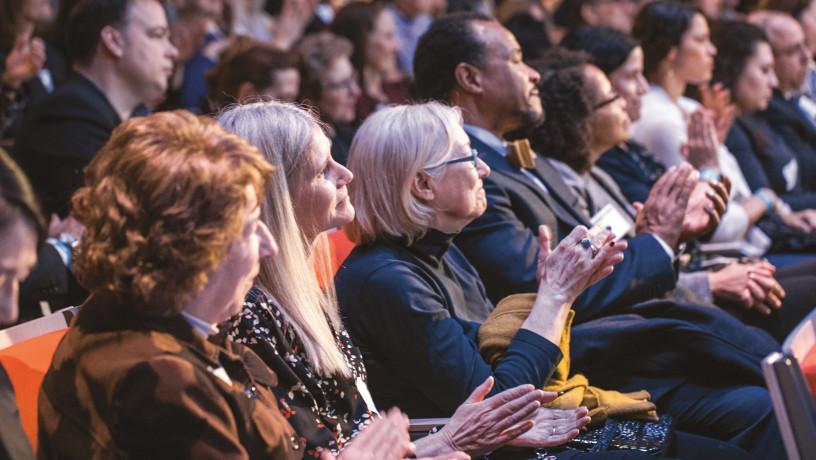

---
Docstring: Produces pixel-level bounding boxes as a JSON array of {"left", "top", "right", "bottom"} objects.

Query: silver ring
[{"left": 579, "top": 238, "right": 599, "bottom": 257}]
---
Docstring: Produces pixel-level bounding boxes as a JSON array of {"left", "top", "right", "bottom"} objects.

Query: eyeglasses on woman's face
[
  {"left": 592, "top": 93, "right": 622, "bottom": 111},
  {"left": 424, "top": 148, "right": 480, "bottom": 170}
]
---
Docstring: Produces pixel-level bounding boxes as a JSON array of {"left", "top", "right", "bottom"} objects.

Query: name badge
[
  {"left": 590, "top": 204, "right": 632, "bottom": 241},
  {"left": 356, "top": 377, "right": 379, "bottom": 415}
]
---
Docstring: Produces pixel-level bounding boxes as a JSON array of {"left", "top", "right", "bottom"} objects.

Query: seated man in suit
[
  {"left": 14, "top": 0, "right": 178, "bottom": 218},
  {"left": 752, "top": 11, "right": 816, "bottom": 191},
  {"left": 414, "top": 13, "right": 725, "bottom": 321},
  {"left": 413, "top": 13, "right": 785, "bottom": 458}
]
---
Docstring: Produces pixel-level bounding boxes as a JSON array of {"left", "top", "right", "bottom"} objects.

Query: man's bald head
[{"left": 750, "top": 11, "right": 811, "bottom": 91}]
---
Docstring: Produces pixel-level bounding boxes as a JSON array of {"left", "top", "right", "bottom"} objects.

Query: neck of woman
[
  {"left": 363, "top": 66, "right": 386, "bottom": 100},
  {"left": 652, "top": 68, "right": 687, "bottom": 102}
]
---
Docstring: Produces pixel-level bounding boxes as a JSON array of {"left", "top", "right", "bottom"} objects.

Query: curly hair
[
  {"left": 72, "top": 110, "right": 274, "bottom": 316},
  {"left": 526, "top": 48, "right": 595, "bottom": 173}
]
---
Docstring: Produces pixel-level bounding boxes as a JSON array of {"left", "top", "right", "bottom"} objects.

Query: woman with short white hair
[{"left": 336, "top": 102, "right": 624, "bottom": 441}]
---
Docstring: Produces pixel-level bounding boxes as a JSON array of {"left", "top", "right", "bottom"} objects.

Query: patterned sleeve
[{"left": 228, "top": 290, "right": 373, "bottom": 459}]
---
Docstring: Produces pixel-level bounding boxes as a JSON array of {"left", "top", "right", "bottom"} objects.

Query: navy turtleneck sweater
[{"left": 335, "top": 229, "right": 561, "bottom": 418}]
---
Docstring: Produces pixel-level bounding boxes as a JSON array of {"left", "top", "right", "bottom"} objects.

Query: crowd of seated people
[{"left": 1, "top": 0, "right": 816, "bottom": 458}]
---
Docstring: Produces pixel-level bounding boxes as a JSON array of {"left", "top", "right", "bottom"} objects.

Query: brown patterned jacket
[{"left": 37, "top": 293, "right": 304, "bottom": 460}]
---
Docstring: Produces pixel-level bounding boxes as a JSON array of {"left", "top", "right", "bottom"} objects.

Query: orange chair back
[
  {"left": 0, "top": 328, "right": 68, "bottom": 449},
  {"left": 328, "top": 229, "right": 356, "bottom": 274}
]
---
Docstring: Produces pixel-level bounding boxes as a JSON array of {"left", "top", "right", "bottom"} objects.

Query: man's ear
[
  {"left": 454, "top": 62, "right": 484, "bottom": 95},
  {"left": 411, "top": 170, "right": 436, "bottom": 202},
  {"left": 100, "top": 25, "right": 125, "bottom": 59}
]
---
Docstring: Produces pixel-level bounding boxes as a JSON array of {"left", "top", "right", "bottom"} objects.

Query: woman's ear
[{"left": 411, "top": 170, "right": 436, "bottom": 203}]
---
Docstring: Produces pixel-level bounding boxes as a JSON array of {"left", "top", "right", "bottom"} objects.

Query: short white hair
[{"left": 347, "top": 102, "right": 464, "bottom": 245}]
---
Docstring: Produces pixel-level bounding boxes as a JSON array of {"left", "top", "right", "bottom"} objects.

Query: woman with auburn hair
[
  {"left": 35, "top": 110, "right": 421, "bottom": 460},
  {"left": 219, "top": 100, "right": 592, "bottom": 459}
]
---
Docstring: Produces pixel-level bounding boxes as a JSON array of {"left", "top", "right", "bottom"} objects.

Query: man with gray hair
[{"left": 750, "top": 10, "right": 816, "bottom": 187}]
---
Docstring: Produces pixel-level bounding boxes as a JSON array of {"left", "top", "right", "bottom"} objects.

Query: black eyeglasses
[
  {"left": 593, "top": 93, "right": 621, "bottom": 110},
  {"left": 425, "top": 148, "right": 479, "bottom": 170}
]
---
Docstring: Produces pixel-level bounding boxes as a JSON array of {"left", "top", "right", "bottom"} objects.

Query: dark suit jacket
[
  {"left": 761, "top": 90, "right": 816, "bottom": 190},
  {"left": 455, "top": 134, "right": 677, "bottom": 322},
  {"left": 38, "top": 294, "right": 303, "bottom": 460},
  {"left": 14, "top": 75, "right": 121, "bottom": 217},
  {"left": 0, "top": 364, "right": 34, "bottom": 460},
  {"left": 726, "top": 114, "right": 816, "bottom": 211}
]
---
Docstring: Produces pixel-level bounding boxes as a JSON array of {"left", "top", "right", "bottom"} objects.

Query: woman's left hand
[{"left": 506, "top": 406, "right": 591, "bottom": 448}]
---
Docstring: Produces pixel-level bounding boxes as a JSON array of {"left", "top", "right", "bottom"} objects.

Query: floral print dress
[{"left": 227, "top": 287, "right": 373, "bottom": 459}]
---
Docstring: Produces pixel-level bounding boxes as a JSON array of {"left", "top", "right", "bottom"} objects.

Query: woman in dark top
[
  {"left": 336, "top": 101, "right": 627, "bottom": 437},
  {"left": 218, "top": 101, "right": 583, "bottom": 459},
  {"left": 524, "top": 46, "right": 816, "bottom": 341},
  {"left": 0, "top": 148, "right": 42, "bottom": 460},
  {"left": 714, "top": 20, "right": 816, "bottom": 213}
]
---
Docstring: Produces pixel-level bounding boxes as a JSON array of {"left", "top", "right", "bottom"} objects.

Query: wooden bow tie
[{"left": 507, "top": 139, "right": 536, "bottom": 169}]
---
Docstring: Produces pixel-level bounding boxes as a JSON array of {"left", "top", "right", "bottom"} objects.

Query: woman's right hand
[
  {"left": 536, "top": 225, "right": 626, "bottom": 303},
  {"left": 433, "top": 377, "right": 548, "bottom": 456},
  {"left": 321, "top": 408, "right": 416, "bottom": 460}
]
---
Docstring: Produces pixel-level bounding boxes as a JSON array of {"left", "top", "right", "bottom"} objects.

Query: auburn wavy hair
[{"left": 72, "top": 110, "right": 274, "bottom": 316}]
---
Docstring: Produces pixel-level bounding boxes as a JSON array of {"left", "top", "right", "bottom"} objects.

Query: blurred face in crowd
[
  {"left": 798, "top": 0, "right": 816, "bottom": 54},
  {"left": 694, "top": 0, "right": 722, "bottom": 20},
  {"left": 194, "top": 0, "right": 223, "bottom": 18},
  {"left": 292, "top": 128, "right": 355, "bottom": 238},
  {"left": 366, "top": 10, "right": 399, "bottom": 76},
  {"left": 319, "top": 56, "right": 361, "bottom": 124},
  {"left": 423, "top": 126, "right": 491, "bottom": 232},
  {"left": 261, "top": 68, "right": 300, "bottom": 103},
  {"left": 26, "top": 0, "right": 53, "bottom": 24},
  {"left": 671, "top": 13, "right": 716, "bottom": 85},
  {"left": 0, "top": 219, "right": 37, "bottom": 325},
  {"left": 474, "top": 21, "right": 542, "bottom": 134},
  {"left": 118, "top": 0, "right": 179, "bottom": 106},
  {"left": 734, "top": 41, "right": 778, "bottom": 114},
  {"left": 193, "top": 185, "right": 276, "bottom": 322},
  {"left": 767, "top": 17, "right": 811, "bottom": 92},
  {"left": 609, "top": 46, "right": 649, "bottom": 122},
  {"left": 587, "top": 65, "right": 631, "bottom": 157},
  {"left": 581, "top": 0, "right": 639, "bottom": 33}
]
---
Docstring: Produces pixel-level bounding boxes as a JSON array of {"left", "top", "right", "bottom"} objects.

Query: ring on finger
[{"left": 579, "top": 238, "right": 599, "bottom": 257}]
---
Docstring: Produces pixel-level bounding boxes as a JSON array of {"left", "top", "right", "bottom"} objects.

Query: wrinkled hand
[
  {"left": 681, "top": 178, "right": 728, "bottom": 241},
  {"left": 634, "top": 164, "right": 697, "bottom": 249},
  {"left": 321, "top": 408, "right": 415, "bottom": 460},
  {"left": 681, "top": 109, "right": 719, "bottom": 169},
  {"left": 436, "top": 377, "right": 547, "bottom": 456},
  {"left": 2, "top": 31, "right": 45, "bottom": 89},
  {"left": 709, "top": 261, "right": 785, "bottom": 315},
  {"left": 699, "top": 83, "right": 736, "bottom": 144},
  {"left": 507, "top": 406, "right": 591, "bottom": 448},
  {"left": 536, "top": 225, "right": 626, "bottom": 303}
]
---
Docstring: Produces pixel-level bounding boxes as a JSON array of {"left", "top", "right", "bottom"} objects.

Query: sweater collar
[{"left": 406, "top": 228, "right": 457, "bottom": 263}]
